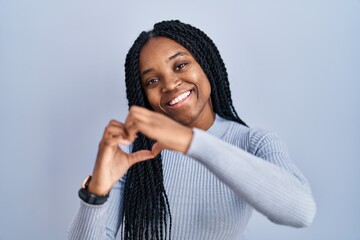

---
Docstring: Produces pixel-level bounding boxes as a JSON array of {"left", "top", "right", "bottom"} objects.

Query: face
[{"left": 138, "top": 37, "right": 215, "bottom": 129}]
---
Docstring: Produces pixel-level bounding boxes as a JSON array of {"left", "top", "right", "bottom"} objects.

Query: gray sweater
[{"left": 67, "top": 115, "right": 316, "bottom": 239}]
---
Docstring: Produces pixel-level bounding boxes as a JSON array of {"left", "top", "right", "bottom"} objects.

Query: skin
[{"left": 88, "top": 37, "right": 215, "bottom": 196}]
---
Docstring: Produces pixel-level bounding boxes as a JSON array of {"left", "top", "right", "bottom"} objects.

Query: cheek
[
  {"left": 197, "top": 71, "right": 212, "bottom": 96},
  {"left": 144, "top": 89, "right": 162, "bottom": 111}
]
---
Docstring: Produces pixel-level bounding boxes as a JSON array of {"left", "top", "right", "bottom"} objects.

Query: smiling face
[{"left": 138, "top": 37, "right": 215, "bottom": 130}]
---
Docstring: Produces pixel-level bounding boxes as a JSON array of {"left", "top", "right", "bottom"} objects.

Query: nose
[{"left": 161, "top": 72, "right": 182, "bottom": 93}]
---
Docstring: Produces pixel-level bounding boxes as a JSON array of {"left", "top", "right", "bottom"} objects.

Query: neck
[{"left": 186, "top": 105, "right": 215, "bottom": 131}]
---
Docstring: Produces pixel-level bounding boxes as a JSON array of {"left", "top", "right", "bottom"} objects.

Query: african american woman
[{"left": 67, "top": 20, "right": 316, "bottom": 240}]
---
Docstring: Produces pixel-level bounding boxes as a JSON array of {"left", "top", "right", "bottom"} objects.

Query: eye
[
  {"left": 145, "top": 77, "right": 159, "bottom": 87},
  {"left": 175, "top": 62, "right": 188, "bottom": 71}
]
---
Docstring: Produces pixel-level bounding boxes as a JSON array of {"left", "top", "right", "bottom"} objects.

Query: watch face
[{"left": 81, "top": 175, "right": 92, "bottom": 189}]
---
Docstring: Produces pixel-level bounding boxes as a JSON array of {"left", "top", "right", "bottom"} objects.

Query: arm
[
  {"left": 186, "top": 127, "right": 316, "bottom": 227},
  {"left": 66, "top": 118, "right": 146, "bottom": 240},
  {"left": 67, "top": 178, "right": 125, "bottom": 240},
  {"left": 120, "top": 106, "right": 316, "bottom": 226},
  {"left": 66, "top": 106, "right": 190, "bottom": 239}
]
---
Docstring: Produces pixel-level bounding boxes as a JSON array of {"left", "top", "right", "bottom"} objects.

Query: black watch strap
[
  {"left": 78, "top": 188, "right": 109, "bottom": 205},
  {"left": 78, "top": 176, "right": 109, "bottom": 205}
]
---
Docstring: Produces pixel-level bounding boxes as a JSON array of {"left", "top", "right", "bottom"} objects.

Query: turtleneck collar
[{"left": 206, "top": 114, "right": 231, "bottom": 139}]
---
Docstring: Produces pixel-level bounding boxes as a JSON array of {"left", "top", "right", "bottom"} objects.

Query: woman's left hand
[{"left": 124, "top": 106, "right": 193, "bottom": 154}]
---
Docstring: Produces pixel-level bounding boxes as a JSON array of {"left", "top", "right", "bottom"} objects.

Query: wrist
[
  {"left": 87, "top": 177, "right": 111, "bottom": 197},
  {"left": 182, "top": 127, "right": 194, "bottom": 154},
  {"left": 78, "top": 176, "right": 109, "bottom": 205}
]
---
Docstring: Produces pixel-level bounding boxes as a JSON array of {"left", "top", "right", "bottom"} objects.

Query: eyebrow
[
  {"left": 167, "top": 52, "right": 187, "bottom": 62},
  {"left": 141, "top": 51, "right": 188, "bottom": 77}
]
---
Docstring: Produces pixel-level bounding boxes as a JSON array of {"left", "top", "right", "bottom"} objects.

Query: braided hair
[{"left": 122, "top": 20, "right": 247, "bottom": 240}]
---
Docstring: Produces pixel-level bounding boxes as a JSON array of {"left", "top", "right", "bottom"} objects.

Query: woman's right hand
[{"left": 87, "top": 120, "right": 159, "bottom": 196}]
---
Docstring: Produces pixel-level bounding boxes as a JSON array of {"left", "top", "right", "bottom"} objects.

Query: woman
[{"left": 67, "top": 20, "right": 316, "bottom": 240}]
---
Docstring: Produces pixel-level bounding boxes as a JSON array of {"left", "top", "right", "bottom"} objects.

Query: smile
[{"left": 168, "top": 90, "right": 191, "bottom": 106}]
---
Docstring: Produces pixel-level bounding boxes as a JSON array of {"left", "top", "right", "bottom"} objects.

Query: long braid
[
  {"left": 123, "top": 30, "right": 172, "bottom": 240},
  {"left": 122, "top": 20, "right": 247, "bottom": 240}
]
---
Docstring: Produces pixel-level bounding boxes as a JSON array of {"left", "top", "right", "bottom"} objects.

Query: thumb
[
  {"left": 151, "top": 142, "right": 164, "bottom": 156},
  {"left": 126, "top": 143, "right": 164, "bottom": 166}
]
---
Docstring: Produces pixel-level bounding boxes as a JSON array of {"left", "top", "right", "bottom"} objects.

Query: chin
[{"left": 173, "top": 113, "right": 199, "bottom": 126}]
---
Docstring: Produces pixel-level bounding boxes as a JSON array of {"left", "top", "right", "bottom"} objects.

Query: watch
[{"left": 78, "top": 176, "right": 109, "bottom": 205}]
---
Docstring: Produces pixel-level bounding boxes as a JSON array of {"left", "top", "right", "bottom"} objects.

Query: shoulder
[
  {"left": 222, "top": 120, "right": 310, "bottom": 185},
  {"left": 224, "top": 121, "right": 288, "bottom": 157}
]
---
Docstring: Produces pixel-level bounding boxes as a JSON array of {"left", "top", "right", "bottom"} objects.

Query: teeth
[{"left": 169, "top": 91, "right": 191, "bottom": 106}]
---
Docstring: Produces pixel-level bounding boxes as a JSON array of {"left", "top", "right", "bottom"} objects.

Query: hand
[
  {"left": 88, "top": 106, "right": 193, "bottom": 196},
  {"left": 88, "top": 120, "right": 161, "bottom": 196},
  {"left": 124, "top": 106, "right": 194, "bottom": 153}
]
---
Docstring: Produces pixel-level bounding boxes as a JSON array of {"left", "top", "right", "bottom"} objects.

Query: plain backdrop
[{"left": 0, "top": 0, "right": 359, "bottom": 239}]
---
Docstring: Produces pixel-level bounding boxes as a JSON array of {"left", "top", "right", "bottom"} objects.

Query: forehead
[{"left": 139, "top": 37, "right": 190, "bottom": 64}]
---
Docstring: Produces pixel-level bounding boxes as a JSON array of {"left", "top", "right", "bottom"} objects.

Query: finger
[
  {"left": 108, "top": 119, "right": 124, "bottom": 126},
  {"left": 129, "top": 105, "right": 152, "bottom": 115},
  {"left": 125, "top": 110, "right": 158, "bottom": 141},
  {"left": 126, "top": 106, "right": 154, "bottom": 127},
  {"left": 124, "top": 122, "right": 139, "bottom": 142},
  {"left": 127, "top": 150, "right": 156, "bottom": 165},
  {"left": 104, "top": 125, "right": 128, "bottom": 138},
  {"left": 102, "top": 120, "right": 128, "bottom": 139},
  {"left": 102, "top": 135, "right": 132, "bottom": 147},
  {"left": 124, "top": 110, "right": 149, "bottom": 141},
  {"left": 151, "top": 142, "right": 164, "bottom": 156},
  {"left": 124, "top": 111, "right": 137, "bottom": 138}
]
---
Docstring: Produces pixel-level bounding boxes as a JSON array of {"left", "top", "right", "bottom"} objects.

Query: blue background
[{"left": 1, "top": 0, "right": 359, "bottom": 239}]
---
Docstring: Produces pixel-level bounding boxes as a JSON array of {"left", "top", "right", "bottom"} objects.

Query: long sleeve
[
  {"left": 186, "top": 127, "right": 316, "bottom": 227},
  {"left": 66, "top": 179, "right": 125, "bottom": 239},
  {"left": 67, "top": 144, "right": 131, "bottom": 239},
  {"left": 67, "top": 118, "right": 316, "bottom": 239}
]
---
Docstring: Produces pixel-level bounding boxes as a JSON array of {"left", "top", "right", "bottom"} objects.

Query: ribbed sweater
[{"left": 67, "top": 115, "right": 316, "bottom": 239}]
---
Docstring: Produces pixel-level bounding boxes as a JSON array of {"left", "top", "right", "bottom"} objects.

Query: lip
[{"left": 165, "top": 90, "right": 193, "bottom": 109}]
